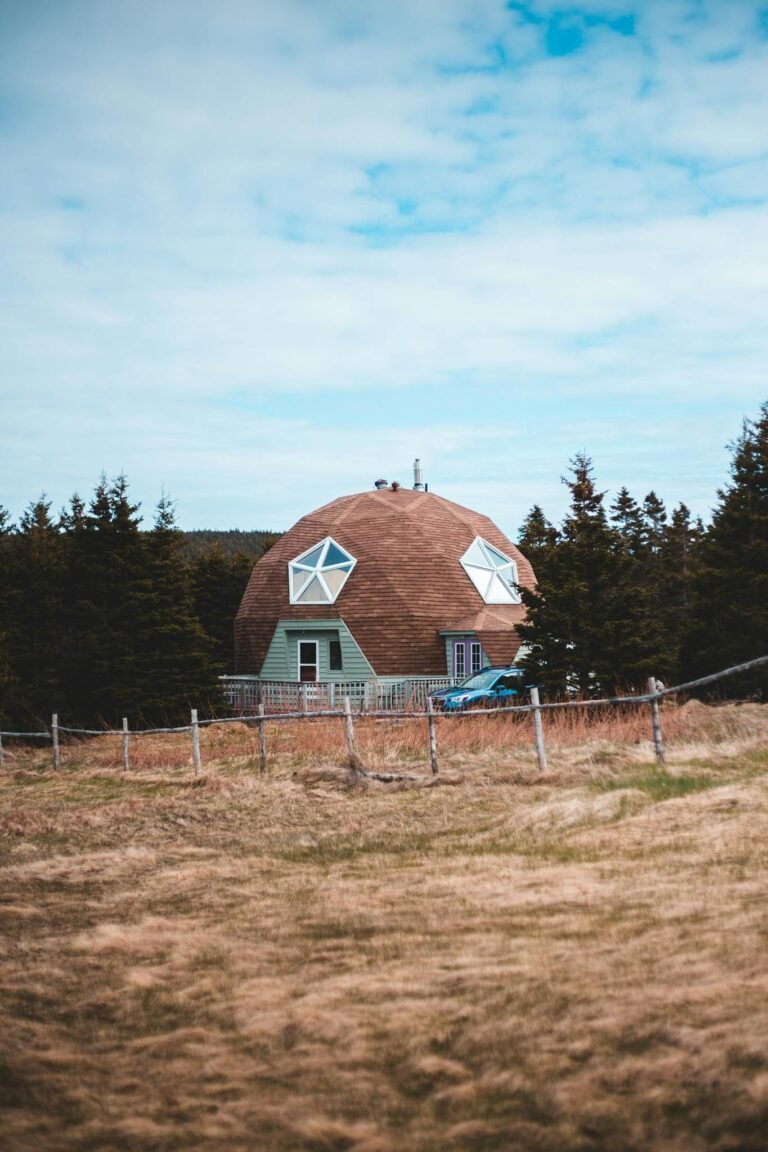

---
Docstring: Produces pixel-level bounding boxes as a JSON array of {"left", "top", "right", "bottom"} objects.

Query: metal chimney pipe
[{"left": 413, "top": 458, "right": 424, "bottom": 490}]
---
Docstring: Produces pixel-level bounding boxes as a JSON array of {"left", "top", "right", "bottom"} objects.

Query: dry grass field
[{"left": 2, "top": 701, "right": 768, "bottom": 1152}]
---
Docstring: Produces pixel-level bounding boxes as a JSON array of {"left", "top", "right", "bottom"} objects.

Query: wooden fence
[{"left": 1, "top": 655, "right": 767, "bottom": 778}]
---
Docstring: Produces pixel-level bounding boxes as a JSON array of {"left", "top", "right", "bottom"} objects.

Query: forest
[
  {"left": 1, "top": 401, "right": 766, "bottom": 729},
  {"left": 0, "top": 480, "right": 278, "bottom": 729},
  {"left": 518, "top": 401, "right": 768, "bottom": 700}
]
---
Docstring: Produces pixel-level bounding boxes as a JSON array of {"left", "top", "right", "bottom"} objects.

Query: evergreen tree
[
  {"left": 518, "top": 461, "right": 689, "bottom": 696},
  {"left": 182, "top": 529, "right": 282, "bottom": 562},
  {"left": 611, "top": 488, "right": 645, "bottom": 555},
  {"left": 518, "top": 454, "right": 626, "bottom": 696},
  {"left": 136, "top": 494, "right": 221, "bottom": 722},
  {"left": 609, "top": 489, "right": 679, "bottom": 684},
  {"left": 609, "top": 488, "right": 656, "bottom": 682},
  {"left": 658, "top": 502, "right": 702, "bottom": 680},
  {"left": 0, "top": 507, "right": 18, "bottom": 724},
  {"left": 685, "top": 403, "right": 768, "bottom": 697},
  {"left": 642, "top": 491, "right": 667, "bottom": 552},
  {"left": 3, "top": 498, "right": 67, "bottom": 724},
  {"left": 62, "top": 475, "right": 149, "bottom": 723},
  {"left": 0, "top": 476, "right": 272, "bottom": 726},
  {"left": 518, "top": 504, "right": 559, "bottom": 561},
  {"left": 191, "top": 544, "right": 253, "bottom": 672}
]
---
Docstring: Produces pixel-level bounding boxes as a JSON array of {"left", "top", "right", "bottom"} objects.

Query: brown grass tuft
[{"left": 2, "top": 701, "right": 768, "bottom": 1150}]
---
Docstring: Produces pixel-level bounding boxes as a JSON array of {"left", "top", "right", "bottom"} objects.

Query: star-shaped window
[
  {"left": 288, "top": 537, "right": 356, "bottom": 604},
  {"left": 460, "top": 537, "right": 521, "bottom": 604}
]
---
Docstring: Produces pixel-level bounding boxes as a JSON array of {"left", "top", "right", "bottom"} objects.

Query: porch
[{"left": 220, "top": 675, "right": 462, "bottom": 713}]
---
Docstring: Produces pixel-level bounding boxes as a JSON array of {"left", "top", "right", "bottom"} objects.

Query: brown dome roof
[{"left": 235, "top": 487, "right": 536, "bottom": 676}]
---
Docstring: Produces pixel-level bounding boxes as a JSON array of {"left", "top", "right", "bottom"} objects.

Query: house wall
[
  {"left": 260, "top": 618, "right": 376, "bottom": 681},
  {"left": 235, "top": 489, "right": 535, "bottom": 678},
  {"left": 442, "top": 634, "right": 488, "bottom": 677}
]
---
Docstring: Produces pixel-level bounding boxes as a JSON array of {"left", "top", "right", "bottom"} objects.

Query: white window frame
[
  {"left": 460, "top": 537, "right": 521, "bottom": 605},
  {"left": 288, "top": 536, "right": 357, "bottom": 605}
]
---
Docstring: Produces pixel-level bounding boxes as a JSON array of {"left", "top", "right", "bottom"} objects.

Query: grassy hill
[
  {"left": 2, "top": 702, "right": 767, "bottom": 1151},
  {"left": 181, "top": 528, "right": 282, "bottom": 561}
]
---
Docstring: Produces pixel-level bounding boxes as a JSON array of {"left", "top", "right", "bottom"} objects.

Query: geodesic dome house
[{"left": 234, "top": 474, "right": 536, "bottom": 695}]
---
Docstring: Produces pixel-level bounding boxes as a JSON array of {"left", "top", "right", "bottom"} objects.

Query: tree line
[
  {"left": 1, "top": 401, "right": 766, "bottom": 728},
  {"left": 517, "top": 401, "right": 768, "bottom": 701},
  {"left": 0, "top": 476, "right": 277, "bottom": 729}
]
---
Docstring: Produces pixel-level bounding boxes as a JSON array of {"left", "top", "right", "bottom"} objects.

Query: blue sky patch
[
  {"left": 507, "top": 3, "right": 636, "bottom": 56},
  {"left": 547, "top": 17, "right": 584, "bottom": 56},
  {"left": 0, "top": 0, "right": 765, "bottom": 535}
]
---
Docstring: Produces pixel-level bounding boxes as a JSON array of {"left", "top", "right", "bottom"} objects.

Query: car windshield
[{"left": 456, "top": 669, "right": 502, "bottom": 690}]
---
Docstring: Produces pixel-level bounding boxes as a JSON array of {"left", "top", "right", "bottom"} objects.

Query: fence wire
[{"left": 1, "top": 654, "right": 766, "bottom": 758}]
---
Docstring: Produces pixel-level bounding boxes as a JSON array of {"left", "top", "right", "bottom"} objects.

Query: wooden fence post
[
  {"left": 647, "top": 677, "right": 666, "bottom": 767},
  {"left": 530, "top": 688, "right": 547, "bottom": 773},
  {"left": 343, "top": 696, "right": 362, "bottom": 774},
  {"left": 258, "top": 703, "right": 267, "bottom": 774},
  {"left": 426, "top": 696, "right": 439, "bottom": 775},
  {"left": 52, "top": 713, "right": 60, "bottom": 771},
  {"left": 122, "top": 717, "right": 130, "bottom": 772},
  {"left": 191, "top": 709, "right": 201, "bottom": 775}
]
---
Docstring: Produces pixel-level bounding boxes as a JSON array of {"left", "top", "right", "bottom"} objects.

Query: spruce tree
[
  {"left": 516, "top": 506, "right": 567, "bottom": 690},
  {"left": 4, "top": 498, "right": 67, "bottom": 724},
  {"left": 518, "top": 504, "right": 559, "bottom": 561},
  {"left": 611, "top": 488, "right": 645, "bottom": 554},
  {"left": 609, "top": 488, "right": 655, "bottom": 683},
  {"left": 685, "top": 403, "right": 768, "bottom": 697},
  {"left": 518, "top": 454, "right": 625, "bottom": 696},
  {"left": 137, "top": 494, "right": 221, "bottom": 722},
  {"left": 191, "top": 544, "right": 253, "bottom": 672},
  {"left": 0, "top": 507, "right": 18, "bottom": 724},
  {"left": 642, "top": 491, "right": 667, "bottom": 551},
  {"left": 659, "top": 503, "right": 701, "bottom": 680},
  {"left": 62, "top": 475, "right": 148, "bottom": 723},
  {"left": 609, "top": 489, "right": 679, "bottom": 684}
]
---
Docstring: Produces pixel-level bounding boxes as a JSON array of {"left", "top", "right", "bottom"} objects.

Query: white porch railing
[{"left": 220, "top": 675, "right": 460, "bottom": 714}]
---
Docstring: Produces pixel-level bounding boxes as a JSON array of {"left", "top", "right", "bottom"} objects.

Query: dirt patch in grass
[{"left": 2, "top": 703, "right": 768, "bottom": 1150}]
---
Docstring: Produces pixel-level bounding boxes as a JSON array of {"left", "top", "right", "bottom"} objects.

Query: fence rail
[
  {"left": 221, "top": 675, "right": 460, "bottom": 714},
  {"left": 1, "top": 655, "right": 766, "bottom": 775}
]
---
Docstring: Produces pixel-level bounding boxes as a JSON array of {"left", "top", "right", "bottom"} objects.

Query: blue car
[{"left": 430, "top": 666, "right": 527, "bottom": 711}]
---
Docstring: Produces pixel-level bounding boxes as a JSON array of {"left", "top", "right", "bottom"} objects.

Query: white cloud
[{"left": 1, "top": 0, "right": 767, "bottom": 531}]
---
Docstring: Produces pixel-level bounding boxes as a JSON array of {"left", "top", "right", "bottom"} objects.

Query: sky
[{"left": 2, "top": 0, "right": 767, "bottom": 538}]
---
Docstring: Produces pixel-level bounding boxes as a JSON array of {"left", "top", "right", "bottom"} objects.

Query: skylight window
[
  {"left": 460, "top": 537, "right": 521, "bottom": 604},
  {"left": 288, "top": 537, "right": 356, "bottom": 604}
]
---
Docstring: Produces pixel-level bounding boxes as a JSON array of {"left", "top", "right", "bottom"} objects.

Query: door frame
[
  {"left": 297, "top": 639, "right": 319, "bottom": 682},
  {"left": 452, "top": 636, "right": 483, "bottom": 679}
]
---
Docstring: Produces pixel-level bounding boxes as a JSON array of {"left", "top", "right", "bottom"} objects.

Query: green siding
[
  {"left": 260, "top": 618, "right": 376, "bottom": 681},
  {"left": 260, "top": 624, "right": 289, "bottom": 679}
]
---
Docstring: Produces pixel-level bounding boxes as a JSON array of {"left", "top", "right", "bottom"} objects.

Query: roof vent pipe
[
  {"left": 374, "top": 479, "right": 388, "bottom": 490},
  {"left": 413, "top": 458, "right": 425, "bottom": 491}
]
